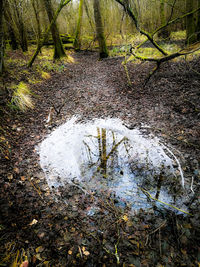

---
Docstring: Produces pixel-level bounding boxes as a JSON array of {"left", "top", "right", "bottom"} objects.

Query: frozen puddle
[{"left": 39, "top": 117, "right": 188, "bottom": 213}]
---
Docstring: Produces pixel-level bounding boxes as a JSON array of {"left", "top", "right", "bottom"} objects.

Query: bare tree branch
[
  {"left": 115, "top": 0, "right": 200, "bottom": 56},
  {"left": 114, "top": 0, "right": 168, "bottom": 55},
  {"left": 130, "top": 42, "right": 200, "bottom": 85}
]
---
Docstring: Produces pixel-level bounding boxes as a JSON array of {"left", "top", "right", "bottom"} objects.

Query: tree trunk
[
  {"left": 158, "top": 0, "right": 170, "bottom": 39},
  {"left": 186, "top": 0, "right": 197, "bottom": 44},
  {"left": 0, "top": 0, "right": 4, "bottom": 75},
  {"left": 73, "top": 0, "right": 84, "bottom": 50},
  {"left": 4, "top": 5, "right": 18, "bottom": 50},
  {"left": 93, "top": 0, "right": 108, "bottom": 58},
  {"left": 28, "top": 0, "right": 72, "bottom": 67},
  {"left": 197, "top": 0, "right": 200, "bottom": 41},
  {"left": 84, "top": 0, "right": 94, "bottom": 33},
  {"left": 43, "top": 0, "right": 66, "bottom": 59},
  {"left": 31, "top": 0, "right": 42, "bottom": 45},
  {"left": 12, "top": 0, "right": 28, "bottom": 52}
]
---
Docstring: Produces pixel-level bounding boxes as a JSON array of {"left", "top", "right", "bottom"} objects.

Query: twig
[
  {"left": 163, "top": 145, "right": 185, "bottom": 188},
  {"left": 122, "top": 56, "right": 132, "bottom": 86},
  {"left": 28, "top": 177, "right": 44, "bottom": 201},
  {"left": 167, "top": 0, "right": 177, "bottom": 23},
  {"left": 140, "top": 187, "right": 192, "bottom": 215},
  {"left": 159, "top": 228, "right": 162, "bottom": 255},
  {"left": 190, "top": 176, "right": 194, "bottom": 194}
]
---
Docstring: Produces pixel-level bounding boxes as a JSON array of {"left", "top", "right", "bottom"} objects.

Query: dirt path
[{"left": 0, "top": 52, "right": 199, "bottom": 266}]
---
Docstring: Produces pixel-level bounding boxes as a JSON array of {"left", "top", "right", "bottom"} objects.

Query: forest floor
[{"left": 0, "top": 50, "right": 200, "bottom": 266}]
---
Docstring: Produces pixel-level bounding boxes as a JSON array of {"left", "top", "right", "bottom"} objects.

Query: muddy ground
[{"left": 0, "top": 51, "right": 200, "bottom": 266}]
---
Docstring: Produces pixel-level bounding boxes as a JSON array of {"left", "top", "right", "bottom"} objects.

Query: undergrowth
[
  {"left": 3, "top": 46, "right": 75, "bottom": 112},
  {"left": 0, "top": 46, "right": 75, "bottom": 158}
]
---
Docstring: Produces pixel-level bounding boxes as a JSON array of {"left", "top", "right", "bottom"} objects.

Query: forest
[{"left": 0, "top": 0, "right": 200, "bottom": 266}]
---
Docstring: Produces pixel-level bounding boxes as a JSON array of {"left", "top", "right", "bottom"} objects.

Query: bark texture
[
  {"left": 73, "top": 0, "right": 84, "bottom": 50},
  {"left": 158, "top": 0, "right": 170, "bottom": 39},
  {"left": 31, "top": 0, "right": 42, "bottom": 45},
  {"left": 186, "top": 0, "right": 197, "bottom": 44},
  {"left": 4, "top": 3, "right": 18, "bottom": 50},
  {"left": 93, "top": 0, "right": 108, "bottom": 58},
  {"left": 13, "top": 0, "right": 28, "bottom": 52},
  {"left": 197, "top": 0, "right": 200, "bottom": 41},
  {"left": 43, "top": 0, "right": 66, "bottom": 59},
  {"left": 0, "top": 0, "right": 4, "bottom": 74}
]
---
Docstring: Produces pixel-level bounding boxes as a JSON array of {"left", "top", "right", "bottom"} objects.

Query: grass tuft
[
  {"left": 41, "top": 71, "right": 51, "bottom": 79},
  {"left": 11, "top": 82, "right": 34, "bottom": 111}
]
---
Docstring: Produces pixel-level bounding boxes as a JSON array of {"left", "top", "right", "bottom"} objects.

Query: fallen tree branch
[
  {"left": 139, "top": 187, "right": 192, "bottom": 216},
  {"left": 130, "top": 42, "right": 200, "bottom": 84},
  {"left": 115, "top": 0, "right": 200, "bottom": 55}
]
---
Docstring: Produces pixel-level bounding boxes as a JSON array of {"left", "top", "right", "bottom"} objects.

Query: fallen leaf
[
  {"left": 7, "top": 173, "right": 13, "bottom": 180},
  {"left": 83, "top": 250, "right": 90, "bottom": 256},
  {"left": 29, "top": 219, "right": 38, "bottom": 226},
  {"left": 14, "top": 167, "right": 20, "bottom": 173},
  {"left": 122, "top": 215, "right": 129, "bottom": 222},
  {"left": 36, "top": 246, "right": 44, "bottom": 253},
  {"left": 38, "top": 232, "right": 45, "bottom": 239},
  {"left": 68, "top": 250, "right": 73, "bottom": 255},
  {"left": 35, "top": 253, "right": 43, "bottom": 261},
  {"left": 21, "top": 176, "right": 26, "bottom": 181}
]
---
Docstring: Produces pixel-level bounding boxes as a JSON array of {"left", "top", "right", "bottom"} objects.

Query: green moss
[{"left": 171, "top": 31, "right": 186, "bottom": 40}]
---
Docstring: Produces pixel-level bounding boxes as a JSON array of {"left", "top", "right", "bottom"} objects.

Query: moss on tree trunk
[
  {"left": 43, "top": 0, "right": 66, "bottom": 59},
  {"left": 0, "top": 0, "right": 4, "bottom": 75},
  {"left": 73, "top": 0, "right": 84, "bottom": 50},
  {"left": 186, "top": 0, "right": 197, "bottom": 44},
  {"left": 93, "top": 0, "right": 108, "bottom": 59},
  {"left": 197, "top": 0, "right": 200, "bottom": 41},
  {"left": 158, "top": 0, "right": 170, "bottom": 39}
]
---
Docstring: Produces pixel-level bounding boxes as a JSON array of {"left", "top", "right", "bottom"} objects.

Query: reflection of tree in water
[
  {"left": 82, "top": 127, "right": 127, "bottom": 178},
  {"left": 81, "top": 127, "right": 183, "bottom": 202}
]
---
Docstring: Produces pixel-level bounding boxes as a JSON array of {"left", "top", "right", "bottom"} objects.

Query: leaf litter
[{"left": 0, "top": 51, "right": 200, "bottom": 266}]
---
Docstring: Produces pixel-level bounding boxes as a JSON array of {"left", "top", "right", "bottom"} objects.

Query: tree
[
  {"left": 114, "top": 0, "right": 200, "bottom": 84},
  {"left": 4, "top": 1, "right": 18, "bottom": 50},
  {"left": 93, "top": 0, "right": 108, "bottom": 58},
  {"left": 28, "top": 0, "right": 72, "bottom": 67},
  {"left": 11, "top": 0, "right": 28, "bottom": 52},
  {"left": 0, "top": 0, "right": 4, "bottom": 75},
  {"left": 186, "top": 0, "right": 197, "bottom": 44},
  {"left": 43, "top": 0, "right": 66, "bottom": 59},
  {"left": 31, "top": 0, "right": 42, "bottom": 47},
  {"left": 73, "top": 0, "right": 84, "bottom": 50},
  {"left": 158, "top": 0, "right": 170, "bottom": 39},
  {"left": 197, "top": 0, "right": 200, "bottom": 41}
]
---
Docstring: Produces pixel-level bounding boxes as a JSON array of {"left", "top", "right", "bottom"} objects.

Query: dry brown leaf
[
  {"left": 68, "top": 250, "right": 73, "bottom": 255},
  {"left": 21, "top": 176, "right": 26, "bottom": 181},
  {"left": 83, "top": 250, "right": 90, "bottom": 256},
  {"left": 29, "top": 219, "right": 38, "bottom": 226},
  {"left": 35, "top": 246, "right": 44, "bottom": 253}
]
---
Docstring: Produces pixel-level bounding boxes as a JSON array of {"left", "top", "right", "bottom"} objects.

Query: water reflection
[
  {"left": 82, "top": 127, "right": 127, "bottom": 179},
  {"left": 80, "top": 127, "right": 183, "bottom": 206},
  {"left": 39, "top": 117, "right": 187, "bottom": 212}
]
